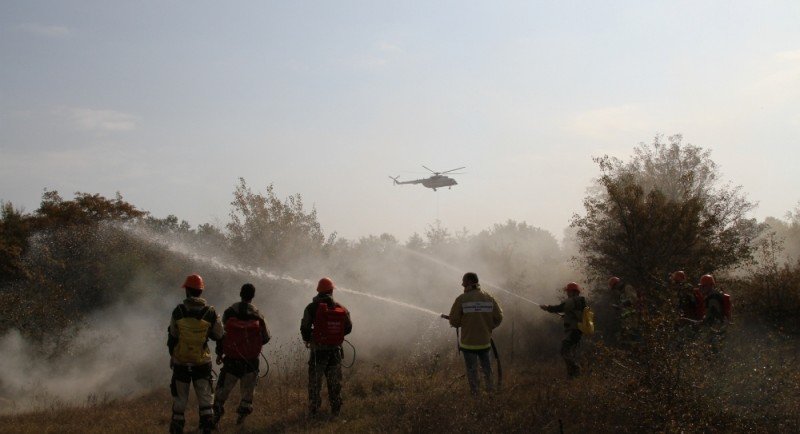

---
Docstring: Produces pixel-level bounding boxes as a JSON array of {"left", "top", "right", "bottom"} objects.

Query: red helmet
[
  {"left": 182, "top": 274, "right": 205, "bottom": 291},
  {"left": 608, "top": 276, "right": 620, "bottom": 289},
  {"left": 317, "top": 277, "right": 335, "bottom": 293},
  {"left": 699, "top": 274, "right": 715, "bottom": 288},
  {"left": 671, "top": 271, "right": 687, "bottom": 283},
  {"left": 565, "top": 282, "right": 581, "bottom": 293}
]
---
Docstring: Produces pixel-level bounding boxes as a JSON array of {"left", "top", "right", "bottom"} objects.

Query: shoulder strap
[
  {"left": 198, "top": 306, "right": 212, "bottom": 321},
  {"left": 175, "top": 304, "right": 187, "bottom": 319}
]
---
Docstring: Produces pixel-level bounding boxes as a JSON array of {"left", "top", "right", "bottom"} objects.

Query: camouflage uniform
[
  {"left": 612, "top": 280, "right": 641, "bottom": 346},
  {"left": 167, "top": 297, "right": 224, "bottom": 434},
  {"left": 213, "top": 301, "right": 271, "bottom": 425},
  {"left": 675, "top": 281, "right": 701, "bottom": 320},
  {"left": 542, "top": 295, "right": 587, "bottom": 378},
  {"left": 300, "top": 293, "right": 352, "bottom": 415},
  {"left": 702, "top": 288, "right": 727, "bottom": 353}
]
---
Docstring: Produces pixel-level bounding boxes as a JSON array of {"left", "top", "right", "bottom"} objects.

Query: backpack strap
[
  {"left": 175, "top": 303, "right": 187, "bottom": 320},
  {"left": 198, "top": 306, "right": 212, "bottom": 321},
  {"left": 174, "top": 304, "right": 211, "bottom": 320}
]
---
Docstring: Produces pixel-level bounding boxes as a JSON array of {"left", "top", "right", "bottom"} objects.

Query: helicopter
[{"left": 389, "top": 166, "right": 465, "bottom": 191}]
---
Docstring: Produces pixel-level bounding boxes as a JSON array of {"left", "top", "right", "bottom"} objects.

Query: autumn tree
[
  {"left": 0, "top": 202, "right": 31, "bottom": 284},
  {"left": 0, "top": 190, "right": 147, "bottom": 337},
  {"left": 227, "top": 178, "right": 333, "bottom": 269},
  {"left": 472, "top": 219, "right": 564, "bottom": 289},
  {"left": 571, "top": 135, "right": 762, "bottom": 298}
]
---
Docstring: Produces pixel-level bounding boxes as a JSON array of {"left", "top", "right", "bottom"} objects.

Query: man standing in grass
[
  {"left": 301, "top": 277, "right": 353, "bottom": 417},
  {"left": 167, "top": 274, "right": 224, "bottom": 434},
  {"left": 213, "top": 283, "right": 271, "bottom": 427},
  {"left": 541, "top": 282, "right": 587, "bottom": 378},
  {"left": 446, "top": 272, "right": 504, "bottom": 395}
]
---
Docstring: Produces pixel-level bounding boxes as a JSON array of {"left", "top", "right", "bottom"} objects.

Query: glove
[
  {"left": 539, "top": 305, "right": 549, "bottom": 311},
  {"left": 440, "top": 314, "right": 450, "bottom": 320}
]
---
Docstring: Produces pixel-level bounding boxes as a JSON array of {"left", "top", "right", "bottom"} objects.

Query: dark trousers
[
  {"left": 461, "top": 348, "right": 493, "bottom": 394},
  {"left": 561, "top": 330, "right": 583, "bottom": 378},
  {"left": 308, "top": 349, "right": 343, "bottom": 414}
]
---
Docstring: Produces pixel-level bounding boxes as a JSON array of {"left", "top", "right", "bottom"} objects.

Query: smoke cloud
[{"left": 0, "top": 222, "right": 572, "bottom": 413}]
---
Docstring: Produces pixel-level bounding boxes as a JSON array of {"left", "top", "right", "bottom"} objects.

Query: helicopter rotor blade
[
  {"left": 422, "top": 165, "right": 436, "bottom": 174},
  {"left": 441, "top": 166, "right": 466, "bottom": 174}
]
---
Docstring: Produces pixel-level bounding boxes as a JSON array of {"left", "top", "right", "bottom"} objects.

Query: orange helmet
[
  {"left": 317, "top": 277, "right": 335, "bottom": 293},
  {"left": 700, "top": 274, "right": 715, "bottom": 288},
  {"left": 671, "top": 271, "right": 687, "bottom": 283},
  {"left": 608, "top": 276, "right": 620, "bottom": 289},
  {"left": 182, "top": 274, "right": 205, "bottom": 291},
  {"left": 565, "top": 282, "right": 581, "bottom": 293}
]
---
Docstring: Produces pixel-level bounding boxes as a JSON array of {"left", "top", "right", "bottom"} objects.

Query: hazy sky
[{"left": 2, "top": 1, "right": 799, "bottom": 241}]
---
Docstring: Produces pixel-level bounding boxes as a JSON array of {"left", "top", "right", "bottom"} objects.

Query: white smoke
[
  {"left": 0, "top": 297, "right": 171, "bottom": 412},
  {"left": 0, "top": 222, "right": 570, "bottom": 413}
]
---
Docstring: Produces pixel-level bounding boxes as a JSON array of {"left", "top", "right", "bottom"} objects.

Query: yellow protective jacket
[{"left": 448, "top": 285, "right": 503, "bottom": 350}]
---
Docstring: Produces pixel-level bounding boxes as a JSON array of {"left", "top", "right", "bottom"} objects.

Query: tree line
[{"left": 1, "top": 135, "right": 799, "bottom": 342}]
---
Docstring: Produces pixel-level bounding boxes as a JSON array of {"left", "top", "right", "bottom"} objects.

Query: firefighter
[
  {"left": 446, "top": 272, "right": 503, "bottom": 395},
  {"left": 167, "top": 274, "right": 224, "bottom": 434},
  {"left": 213, "top": 283, "right": 271, "bottom": 427},
  {"left": 300, "top": 277, "right": 352, "bottom": 417},
  {"left": 540, "top": 282, "right": 587, "bottom": 378},
  {"left": 699, "top": 274, "right": 728, "bottom": 352},
  {"left": 609, "top": 276, "right": 641, "bottom": 346},
  {"left": 699, "top": 274, "right": 726, "bottom": 325},
  {"left": 671, "top": 271, "right": 704, "bottom": 322}
]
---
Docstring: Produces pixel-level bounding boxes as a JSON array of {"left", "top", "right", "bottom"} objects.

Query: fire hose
[{"left": 441, "top": 314, "right": 503, "bottom": 389}]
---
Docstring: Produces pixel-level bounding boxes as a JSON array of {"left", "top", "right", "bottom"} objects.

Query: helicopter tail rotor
[{"left": 389, "top": 176, "right": 400, "bottom": 185}]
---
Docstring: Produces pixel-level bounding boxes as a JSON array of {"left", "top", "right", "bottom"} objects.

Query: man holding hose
[{"left": 444, "top": 272, "right": 504, "bottom": 395}]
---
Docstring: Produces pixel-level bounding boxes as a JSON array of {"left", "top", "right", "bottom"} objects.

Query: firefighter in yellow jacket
[
  {"left": 167, "top": 274, "right": 224, "bottom": 434},
  {"left": 446, "top": 272, "right": 503, "bottom": 395}
]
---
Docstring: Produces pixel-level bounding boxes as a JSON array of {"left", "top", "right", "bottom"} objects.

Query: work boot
[
  {"left": 199, "top": 415, "right": 214, "bottom": 434},
  {"left": 212, "top": 405, "right": 223, "bottom": 428},
  {"left": 236, "top": 407, "right": 252, "bottom": 425},
  {"left": 168, "top": 419, "right": 184, "bottom": 434}
]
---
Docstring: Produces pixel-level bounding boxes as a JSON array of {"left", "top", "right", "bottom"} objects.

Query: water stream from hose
[
  {"left": 129, "top": 227, "right": 442, "bottom": 317},
  {"left": 398, "top": 246, "right": 541, "bottom": 306}
]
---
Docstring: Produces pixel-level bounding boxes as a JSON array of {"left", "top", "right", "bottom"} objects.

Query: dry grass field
[{"left": 3, "top": 324, "right": 799, "bottom": 434}]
